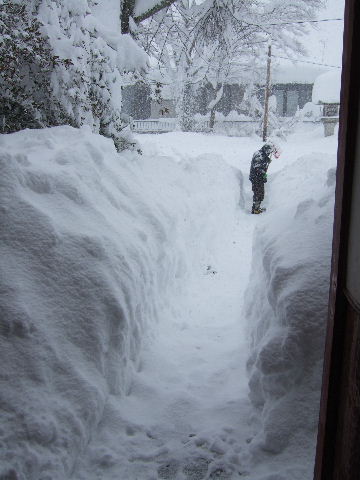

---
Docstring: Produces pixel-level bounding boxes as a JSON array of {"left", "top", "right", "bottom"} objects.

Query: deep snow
[
  {"left": 244, "top": 154, "right": 336, "bottom": 479},
  {"left": 0, "top": 126, "right": 337, "bottom": 479},
  {"left": 312, "top": 70, "right": 341, "bottom": 104}
]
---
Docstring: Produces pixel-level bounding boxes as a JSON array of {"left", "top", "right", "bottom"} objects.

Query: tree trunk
[
  {"left": 121, "top": 0, "right": 135, "bottom": 33},
  {"left": 180, "top": 82, "right": 195, "bottom": 131},
  {"left": 262, "top": 44, "right": 272, "bottom": 142},
  {"left": 209, "top": 108, "right": 216, "bottom": 131},
  {"left": 208, "top": 83, "right": 223, "bottom": 131}
]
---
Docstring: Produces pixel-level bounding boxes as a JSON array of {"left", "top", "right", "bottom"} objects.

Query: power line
[
  {"left": 265, "top": 18, "right": 343, "bottom": 26},
  {"left": 272, "top": 54, "right": 341, "bottom": 69}
]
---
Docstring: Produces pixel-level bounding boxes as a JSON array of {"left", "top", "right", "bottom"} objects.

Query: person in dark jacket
[{"left": 249, "top": 141, "right": 280, "bottom": 214}]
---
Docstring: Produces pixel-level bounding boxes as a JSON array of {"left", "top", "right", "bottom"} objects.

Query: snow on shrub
[
  {"left": 0, "top": 1, "right": 70, "bottom": 131},
  {"left": 0, "top": 0, "right": 148, "bottom": 150},
  {"left": 244, "top": 153, "right": 336, "bottom": 478},
  {"left": 298, "top": 102, "right": 322, "bottom": 121}
]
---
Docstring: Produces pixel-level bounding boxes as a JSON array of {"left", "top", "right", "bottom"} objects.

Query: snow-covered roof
[
  {"left": 312, "top": 70, "right": 342, "bottom": 104},
  {"left": 272, "top": 64, "right": 327, "bottom": 85}
]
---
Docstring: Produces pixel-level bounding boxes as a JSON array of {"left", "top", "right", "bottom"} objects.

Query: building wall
[
  {"left": 213, "top": 84, "right": 245, "bottom": 116},
  {"left": 122, "top": 83, "right": 151, "bottom": 119},
  {"left": 191, "top": 83, "right": 245, "bottom": 116},
  {"left": 272, "top": 84, "right": 313, "bottom": 117},
  {"left": 198, "top": 82, "right": 312, "bottom": 118},
  {"left": 150, "top": 99, "right": 176, "bottom": 119},
  {"left": 122, "top": 82, "right": 314, "bottom": 120}
]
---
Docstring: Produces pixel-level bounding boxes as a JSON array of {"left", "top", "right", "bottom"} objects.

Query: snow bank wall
[
  {"left": 0, "top": 126, "right": 190, "bottom": 479},
  {"left": 244, "top": 154, "right": 336, "bottom": 478}
]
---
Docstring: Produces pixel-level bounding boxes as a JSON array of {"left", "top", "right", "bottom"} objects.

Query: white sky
[
  {"left": 305, "top": 0, "right": 345, "bottom": 67},
  {"left": 271, "top": 0, "right": 345, "bottom": 84}
]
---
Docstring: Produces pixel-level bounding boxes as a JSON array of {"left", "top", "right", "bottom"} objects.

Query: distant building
[
  {"left": 122, "top": 82, "right": 176, "bottom": 119},
  {"left": 121, "top": 83, "right": 151, "bottom": 120},
  {"left": 196, "top": 64, "right": 327, "bottom": 118},
  {"left": 271, "top": 64, "right": 327, "bottom": 117},
  {"left": 122, "top": 64, "right": 330, "bottom": 121}
]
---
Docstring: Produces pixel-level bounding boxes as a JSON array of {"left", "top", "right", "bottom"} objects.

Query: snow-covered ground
[{"left": 0, "top": 126, "right": 337, "bottom": 479}]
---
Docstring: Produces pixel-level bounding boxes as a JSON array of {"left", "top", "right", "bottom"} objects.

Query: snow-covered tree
[
  {"left": 0, "top": 0, "right": 173, "bottom": 150},
  {"left": 0, "top": 0, "right": 149, "bottom": 149},
  {"left": 136, "top": 0, "right": 324, "bottom": 130},
  {"left": 134, "top": 0, "right": 208, "bottom": 130}
]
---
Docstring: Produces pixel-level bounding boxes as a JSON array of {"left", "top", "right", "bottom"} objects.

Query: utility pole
[{"left": 262, "top": 44, "right": 272, "bottom": 142}]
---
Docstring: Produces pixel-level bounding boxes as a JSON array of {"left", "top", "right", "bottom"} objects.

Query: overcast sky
[{"left": 305, "top": 0, "right": 345, "bottom": 67}]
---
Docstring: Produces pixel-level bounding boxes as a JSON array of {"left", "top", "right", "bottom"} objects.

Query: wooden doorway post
[{"left": 314, "top": 0, "right": 360, "bottom": 478}]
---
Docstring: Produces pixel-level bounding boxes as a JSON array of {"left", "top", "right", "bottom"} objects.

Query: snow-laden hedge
[
  {"left": 0, "top": 126, "right": 190, "bottom": 479},
  {"left": 0, "top": 0, "right": 147, "bottom": 149},
  {"left": 244, "top": 153, "right": 336, "bottom": 479}
]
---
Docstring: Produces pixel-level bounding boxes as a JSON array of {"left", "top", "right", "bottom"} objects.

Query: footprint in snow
[
  {"left": 182, "top": 457, "right": 210, "bottom": 480},
  {"left": 205, "top": 265, "right": 217, "bottom": 275},
  {"left": 158, "top": 460, "right": 180, "bottom": 479}
]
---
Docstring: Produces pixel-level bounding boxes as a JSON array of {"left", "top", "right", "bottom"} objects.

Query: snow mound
[
  {"left": 0, "top": 126, "right": 243, "bottom": 480},
  {"left": 244, "top": 153, "right": 336, "bottom": 478},
  {"left": 312, "top": 70, "right": 341, "bottom": 104},
  {"left": 0, "top": 126, "right": 182, "bottom": 479}
]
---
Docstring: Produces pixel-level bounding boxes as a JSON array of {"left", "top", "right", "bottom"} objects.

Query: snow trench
[
  {"left": 0, "top": 126, "right": 242, "bottom": 479},
  {"left": 0, "top": 126, "right": 336, "bottom": 480},
  {"left": 244, "top": 154, "right": 336, "bottom": 479}
]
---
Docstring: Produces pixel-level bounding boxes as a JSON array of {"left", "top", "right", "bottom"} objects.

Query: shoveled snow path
[
  {"left": 112, "top": 212, "right": 256, "bottom": 480},
  {"left": 74, "top": 136, "right": 258, "bottom": 480},
  {"left": 74, "top": 128, "right": 338, "bottom": 479},
  {"left": 115, "top": 212, "right": 256, "bottom": 479}
]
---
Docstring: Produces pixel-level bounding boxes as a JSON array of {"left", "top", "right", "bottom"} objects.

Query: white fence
[
  {"left": 131, "top": 118, "right": 321, "bottom": 136},
  {"left": 131, "top": 120, "right": 176, "bottom": 133},
  {"left": 131, "top": 119, "right": 259, "bottom": 136}
]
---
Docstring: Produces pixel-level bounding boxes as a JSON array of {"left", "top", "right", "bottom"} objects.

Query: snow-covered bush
[
  {"left": 269, "top": 102, "right": 322, "bottom": 139},
  {"left": 0, "top": 1, "right": 71, "bottom": 132},
  {"left": 0, "top": 0, "right": 148, "bottom": 150},
  {"left": 225, "top": 110, "right": 252, "bottom": 121},
  {"left": 298, "top": 102, "right": 322, "bottom": 121},
  {"left": 240, "top": 84, "right": 263, "bottom": 121},
  {"left": 244, "top": 153, "right": 336, "bottom": 478},
  {"left": 213, "top": 121, "right": 257, "bottom": 137}
]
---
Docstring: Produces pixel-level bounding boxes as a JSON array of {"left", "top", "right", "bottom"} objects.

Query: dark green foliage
[
  {"left": 0, "top": 1, "right": 143, "bottom": 152},
  {"left": 0, "top": 1, "right": 72, "bottom": 133}
]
